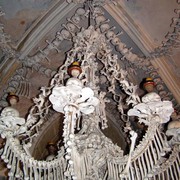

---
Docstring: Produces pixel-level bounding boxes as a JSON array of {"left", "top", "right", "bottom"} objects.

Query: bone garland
[
  {"left": 17, "top": 87, "right": 53, "bottom": 141},
  {"left": 146, "top": 145, "right": 180, "bottom": 178},
  {"left": 96, "top": 43, "right": 141, "bottom": 107},
  {"left": 92, "top": 6, "right": 151, "bottom": 72},
  {"left": 151, "top": 4, "right": 180, "bottom": 58},
  {"left": 26, "top": 7, "right": 88, "bottom": 65},
  {"left": 63, "top": 108, "right": 76, "bottom": 179},
  {"left": 70, "top": 26, "right": 141, "bottom": 108},
  {"left": 93, "top": 6, "right": 178, "bottom": 109}
]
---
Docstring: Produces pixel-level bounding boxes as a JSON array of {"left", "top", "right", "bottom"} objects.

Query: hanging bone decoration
[
  {"left": 151, "top": 7, "right": 180, "bottom": 58},
  {"left": 0, "top": 1, "right": 179, "bottom": 180}
]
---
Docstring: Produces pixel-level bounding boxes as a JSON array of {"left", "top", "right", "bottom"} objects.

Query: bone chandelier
[{"left": 0, "top": 0, "right": 180, "bottom": 180}]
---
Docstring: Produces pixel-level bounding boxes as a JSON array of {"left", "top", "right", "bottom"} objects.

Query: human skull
[
  {"left": 159, "top": 90, "right": 168, "bottom": 98},
  {"left": 121, "top": 48, "right": 129, "bottom": 55},
  {"left": 83, "top": 29, "right": 92, "bottom": 39},
  {"left": 56, "top": 32, "right": 64, "bottom": 41},
  {"left": 100, "top": 23, "right": 110, "bottom": 33},
  {"left": 61, "top": 29, "right": 71, "bottom": 39},
  {"left": 142, "top": 92, "right": 161, "bottom": 103},
  {"left": 111, "top": 37, "right": 120, "bottom": 45},
  {"left": 93, "top": 7, "right": 103, "bottom": 15},
  {"left": 66, "top": 77, "right": 82, "bottom": 87},
  {"left": 66, "top": 23, "right": 76, "bottom": 32},
  {"left": 76, "top": 8, "right": 86, "bottom": 16},
  {"left": 156, "top": 84, "right": 164, "bottom": 91},
  {"left": 1, "top": 107, "right": 20, "bottom": 117},
  {"left": 95, "top": 15, "right": 106, "bottom": 25},
  {"left": 105, "top": 30, "right": 115, "bottom": 39},
  {"left": 6, "top": 87, "right": 16, "bottom": 94},
  {"left": 71, "top": 15, "right": 80, "bottom": 24},
  {"left": 115, "top": 42, "right": 125, "bottom": 51}
]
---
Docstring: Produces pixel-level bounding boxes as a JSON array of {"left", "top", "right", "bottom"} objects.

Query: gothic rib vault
[{"left": 0, "top": 0, "right": 180, "bottom": 179}]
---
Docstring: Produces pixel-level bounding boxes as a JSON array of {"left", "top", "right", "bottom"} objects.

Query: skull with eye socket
[
  {"left": 61, "top": 29, "right": 71, "bottom": 39},
  {"left": 71, "top": 15, "right": 81, "bottom": 24},
  {"left": 83, "top": 29, "right": 92, "bottom": 40},
  {"left": 111, "top": 37, "right": 120, "bottom": 45},
  {"left": 95, "top": 15, "right": 106, "bottom": 25},
  {"left": 66, "top": 23, "right": 76, "bottom": 32},
  {"left": 75, "top": 7, "right": 86, "bottom": 16},
  {"left": 106, "top": 30, "right": 115, "bottom": 39},
  {"left": 100, "top": 23, "right": 110, "bottom": 33}
]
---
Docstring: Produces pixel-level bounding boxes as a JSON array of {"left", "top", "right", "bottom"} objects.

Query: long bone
[
  {"left": 3, "top": 143, "right": 11, "bottom": 163},
  {"left": 45, "top": 40, "right": 61, "bottom": 53},
  {"left": 8, "top": 153, "right": 17, "bottom": 177},
  {"left": 15, "top": 159, "right": 22, "bottom": 178},
  {"left": 1, "top": 140, "right": 10, "bottom": 161},
  {"left": 7, "top": 148, "right": 13, "bottom": 169},
  {"left": 120, "top": 130, "right": 137, "bottom": 178}
]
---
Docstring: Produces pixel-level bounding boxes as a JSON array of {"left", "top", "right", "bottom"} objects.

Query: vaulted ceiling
[{"left": 0, "top": 0, "right": 180, "bottom": 148}]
